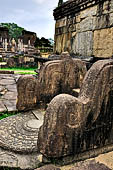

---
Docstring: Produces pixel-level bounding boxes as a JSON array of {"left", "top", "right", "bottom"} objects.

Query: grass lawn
[
  {"left": 0, "top": 112, "right": 17, "bottom": 120},
  {"left": 0, "top": 67, "right": 37, "bottom": 74}
]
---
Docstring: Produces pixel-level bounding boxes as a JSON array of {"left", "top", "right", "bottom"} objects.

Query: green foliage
[
  {"left": 0, "top": 23, "right": 24, "bottom": 41},
  {"left": 15, "top": 71, "right": 37, "bottom": 75},
  {"left": 58, "top": 0, "right": 63, "bottom": 6},
  {"left": 0, "top": 58, "right": 2, "bottom": 62},
  {"left": 34, "top": 37, "right": 54, "bottom": 48},
  {"left": 48, "top": 38, "right": 54, "bottom": 46}
]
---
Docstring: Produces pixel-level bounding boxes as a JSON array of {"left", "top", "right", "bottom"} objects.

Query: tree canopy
[
  {"left": 34, "top": 37, "right": 54, "bottom": 48},
  {"left": 0, "top": 23, "right": 24, "bottom": 40}
]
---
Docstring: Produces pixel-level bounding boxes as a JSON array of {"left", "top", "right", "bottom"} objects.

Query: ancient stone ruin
[
  {"left": 0, "top": 0, "right": 113, "bottom": 169},
  {"left": 54, "top": 0, "right": 113, "bottom": 58},
  {"left": 0, "top": 27, "right": 36, "bottom": 54},
  {"left": 38, "top": 59, "right": 113, "bottom": 158},
  {"left": 0, "top": 52, "right": 113, "bottom": 169},
  {"left": 17, "top": 52, "right": 87, "bottom": 111}
]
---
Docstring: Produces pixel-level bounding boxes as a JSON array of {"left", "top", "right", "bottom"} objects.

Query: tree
[
  {"left": 58, "top": 0, "right": 63, "bottom": 6},
  {"left": 0, "top": 23, "right": 24, "bottom": 41},
  {"left": 34, "top": 37, "right": 53, "bottom": 48}
]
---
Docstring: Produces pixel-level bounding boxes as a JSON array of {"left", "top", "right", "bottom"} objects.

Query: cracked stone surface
[
  {"left": 0, "top": 110, "right": 44, "bottom": 153},
  {"left": 0, "top": 74, "right": 21, "bottom": 112},
  {"left": 0, "top": 147, "right": 42, "bottom": 169},
  {"left": 0, "top": 108, "right": 44, "bottom": 169}
]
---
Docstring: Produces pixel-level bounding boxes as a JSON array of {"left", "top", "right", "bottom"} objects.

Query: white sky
[{"left": 0, "top": 0, "right": 67, "bottom": 39}]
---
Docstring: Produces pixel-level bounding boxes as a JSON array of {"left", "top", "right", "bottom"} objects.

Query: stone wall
[
  {"left": 5, "top": 56, "right": 37, "bottom": 68},
  {"left": 54, "top": 0, "right": 113, "bottom": 58}
]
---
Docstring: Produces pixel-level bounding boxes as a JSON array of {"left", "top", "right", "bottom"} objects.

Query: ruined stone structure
[
  {"left": 38, "top": 59, "right": 113, "bottom": 158},
  {"left": 18, "top": 30, "right": 37, "bottom": 54},
  {"left": 0, "top": 27, "right": 37, "bottom": 54},
  {"left": 1, "top": 54, "right": 113, "bottom": 168},
  {"left": 0, "top": 27, "right": 9, "bottom": 52},
  {"left": 6, "top": 55, "right": 37, "bottom": 68},
  {"left": 22, "top": 30, "right": 36, "bottom": 47},
  {"left": 54, "top": 0, "right": 113, "bottom": 58},
  {"left": 17, "top": 52, "right": 87, "bottom": 111}
]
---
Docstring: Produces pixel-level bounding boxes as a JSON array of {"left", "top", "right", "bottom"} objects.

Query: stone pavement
[
  {"left": 35, "top": 160, "right": 111, "bottom": 170},
  {"left": 0, "top": 109, "right": 45, "bottom": 169},
  {"left": 0, "top": 74, "right": 21, "bottom": 112},
  {"left": 0, "top": 110, "right": 44, "bottom": 153}
]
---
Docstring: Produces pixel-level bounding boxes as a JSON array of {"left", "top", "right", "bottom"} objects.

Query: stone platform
[
  {"left": 0, "top": 110, "right": 44, "bottom": 153},
  {"left": 0, "top": 108, "right": 113, "bottom": 169},
  {"left": 0, "top": 109, "right": 45, "bottom": 169},
  {"left": 0, "top": 74, "right": 21, "bottom": 113}
]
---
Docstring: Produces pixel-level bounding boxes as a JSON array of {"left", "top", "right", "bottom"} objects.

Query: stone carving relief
[
  {"left": 17, "top": 52, "right": 87, "bottom": 111},
  {"left": 38, "top": 59, "right": 113, "bottom": 158}
]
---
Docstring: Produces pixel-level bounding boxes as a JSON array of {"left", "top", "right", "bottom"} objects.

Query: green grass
[
  {"left": 0, "top": 112, "right": 17, "bottom": 120},
  {"left": 0, "top": 67, "right": 37, "bottom": 74}
]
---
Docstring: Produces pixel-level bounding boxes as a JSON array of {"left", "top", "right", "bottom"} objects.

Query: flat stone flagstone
[
  {"left": 0, "top": 147, "right": 42, "bottom": 169},
  {"left": 0, "top": 74, "right": 21, "bottom": 112}
]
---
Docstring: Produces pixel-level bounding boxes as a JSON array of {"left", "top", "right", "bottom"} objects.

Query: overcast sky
[{"left": 0, "top": 0, "right": 66, "bottom": 39}]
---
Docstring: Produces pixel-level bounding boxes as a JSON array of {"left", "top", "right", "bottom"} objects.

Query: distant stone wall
[
  {"left": 54, "top": 0, "right": 113, "bottom": 58},
  {"left": 5, "top": 56, "right": 37, "bottom": 68}
]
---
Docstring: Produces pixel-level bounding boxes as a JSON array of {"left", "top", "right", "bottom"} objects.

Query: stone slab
[
  {"left": 5, "top": 84, "right": 17, "bottom": 92},
  {"left": 1, "top": 91, "right": 17, "bottom": 100},
  {"left": 2, "top": 100, "right": 17, "bottom": 112},
  {"left": 73, "top": 31, "right": 93, "bottom": 56},
  {"left": 0, "top": 79, "right": 16, "bottom": 85},
  {"left": 0, "top": 147, "right": 42, "bottom": 170},
  {"left": 0, "top": 74, "right": 21, "bottom": 113}
]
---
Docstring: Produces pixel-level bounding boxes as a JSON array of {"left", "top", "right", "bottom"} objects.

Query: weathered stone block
[
  {"left": 55, "top": 33, "right": 72, "bottom": 53},
  {"left": 73, "top": 31, "right": 93, "bottom": 56},
  {"left": 76, "top": 14, "right": 81, "bottom": 23},
  {"left": 17, "top": 53, "right": 87, "bottom": 111},
  {"left": 80, "top": 6, "right": 97, "bottom": 19},
  {"left": 54, "top": 0, "right": 113, "bottom": 57},
  {"left": 55, "top": 17, "right": 67, "bottom": 28},
  {"left": 93, "top": 28, "right": 113, "bottom": 58},
  {"left": 38, "top": 59, "right": 113, "bottom": 158},
  {"left": 76, "top": 17, "right": 96, "bottom": 32},
  {"left": 95, "top": 14, "right": 110, "bottom": 29},
  {"left": 109, "top": 12, "right": 113, "bottom": 26},
  {"left": 17, "top": 75, "right": 37, "bottom": 110},
  {"left": 110, "top": 1, "right": 113, "bottom": 12}
]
